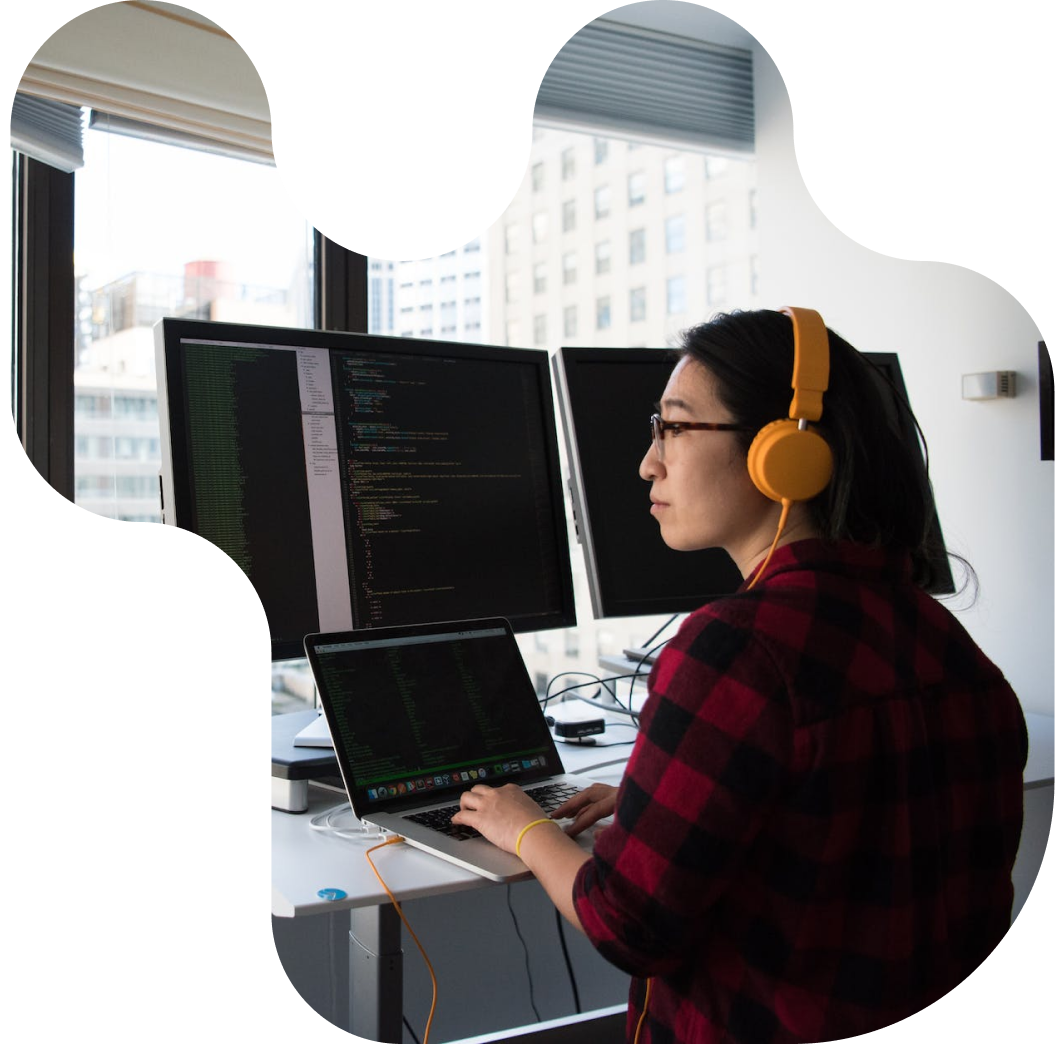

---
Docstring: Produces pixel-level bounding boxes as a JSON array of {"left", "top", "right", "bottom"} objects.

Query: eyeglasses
[{"left": 650, "top": 413, "right": 751, "bottom": 461}]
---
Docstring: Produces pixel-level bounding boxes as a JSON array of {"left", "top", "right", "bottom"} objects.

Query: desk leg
[{"left": 349, "top": 904, "right": 403, "bottom": 1043}]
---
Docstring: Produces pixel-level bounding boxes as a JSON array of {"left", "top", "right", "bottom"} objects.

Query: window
[
  {"left": 665, "top": 214, "right": 686, "bottom": 254},
  {"left": 630, "top": 286, "right": 647, "bottom": 323},
  {"left": 666, "top": 275, "right": 686, "bottom": 315},
  {"left": 593, "top": 137, "right": 608, "bottom": 164},
  {"left": 531, "top": 212, "right": 549, "bottom": 244},
  {"left": 533, "top": 313, "right": 547, "bottom": 345},
  {"left": 705, "top": 155, "right": 728, "bottom": 179},
  {"left": 506, "top": 320, "right": 522, "bottom": 346},
  {"left": 531, "top": 162, "right": 545, "bottom": 192},
  {"left": 562, "top": 251, "right": 577, "bottom": 286},
  {"left": 749, "top": 188, "right": 758, "bottom": 230},
  {"left": 628, "top": 172, "right": 646, "bottom": 207},
  {"left": 563, "top": 304, "right": 578, "bottom": 338},
  {"left": 664, "top": 156, "right": 685, "bottom": 193},
  {"left": 561, "top": 147, "right": 576, "bottom": 180},
  {"left": 596, "top": 296, "right": 611, "bottom": 331},
  {"left": 505, "top": 272, "right": 520, "bottom": 303},
  {"left": 750, "top": 255, "right": 760, "bottom": 296},
  {"left": 562, "top": 198, "right": 576, "bottom": 233},
  {"left": 629, "top": 228, "right": 646, "bottom": 265},
  {"left": 595, "top": 240, "right": 611, "bottom": 275},
  {"left": 72, "top": 127, "right": 313, "bottom": 527},
  {"left": 594, "top": 185, "right": 611, "bottom": 220},
  {"left": 533, "top": 262, "right": 547, "bottom": 295},
  {"left": 505, "top": 223, "right": 522, "bottom": 254}
]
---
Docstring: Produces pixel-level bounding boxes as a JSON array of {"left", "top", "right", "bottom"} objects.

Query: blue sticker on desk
[{"left": 317, "top": 888, "right": 348, "bottom": 902}]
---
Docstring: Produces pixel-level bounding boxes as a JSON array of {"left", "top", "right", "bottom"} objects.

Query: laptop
[{"left": 304, "top": 617, "right": 608, "bottom": 882}]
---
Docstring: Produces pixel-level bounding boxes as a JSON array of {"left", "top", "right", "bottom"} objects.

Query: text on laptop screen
[{"left": 311, "top": 626, "right": 560, "bottom": 809}]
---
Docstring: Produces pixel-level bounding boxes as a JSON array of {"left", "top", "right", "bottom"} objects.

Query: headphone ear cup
[{"left": 747, "top": 419, "right": 833, "bottom": 503}]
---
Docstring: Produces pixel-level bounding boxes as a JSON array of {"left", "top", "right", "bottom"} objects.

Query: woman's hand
[
  {"left": 451, "top": 784, "right": 551, "bottom": 854},
  {"left": 549, "top": 783, "right": 618, "bottom": 838}
]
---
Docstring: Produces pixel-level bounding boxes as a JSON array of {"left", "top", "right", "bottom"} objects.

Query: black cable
[
  {"left": 555, "top": 907, "right": 582, "bottom": 1014},
  {"left": 507, "top": 885, "right": 542, "bottom": 1023},
  {"left": 402, "top": 1016, "right": 420, "bottom": 1044}
]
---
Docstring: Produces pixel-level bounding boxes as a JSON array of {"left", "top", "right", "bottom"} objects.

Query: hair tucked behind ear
[{"left": 677, "top": 309, "right": 971, "bottom": 596}]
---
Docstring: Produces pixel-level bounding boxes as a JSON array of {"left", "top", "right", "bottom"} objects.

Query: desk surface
[{"left": 272, "top": 735, "right": 629, "bottom": 918}]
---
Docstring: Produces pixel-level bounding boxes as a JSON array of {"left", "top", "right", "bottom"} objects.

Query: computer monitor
[
  {"left": 156, "top": 319, "right": 576, "bottom": 659},
  {"left": 553, "top": 347, "right": 744, "bottom": 619},
  {"left": 554, "top": 345, "right": 954, "bottom": 620}
]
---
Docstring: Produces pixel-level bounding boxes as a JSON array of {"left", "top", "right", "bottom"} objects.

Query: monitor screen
[
  {"left": 554, "top": 346, "right": 954, "bottom": 619},
  {"left": 554, "top": 347, "right": 744, "bottom": 619},
  {"left": 156, "top": 319, "right": 576, "bottom": 658}
]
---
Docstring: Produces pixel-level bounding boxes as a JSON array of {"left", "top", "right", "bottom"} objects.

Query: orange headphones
[
  {"left": 746, "top": 306, "right": 833, "bottom": 504},
  {"left": 743, "top": 307, "right": 833, "bottom": 589}
]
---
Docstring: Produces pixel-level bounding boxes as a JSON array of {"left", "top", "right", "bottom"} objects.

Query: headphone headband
[{"left": 779, "top": 306, "right": 829, "bottom": 422}]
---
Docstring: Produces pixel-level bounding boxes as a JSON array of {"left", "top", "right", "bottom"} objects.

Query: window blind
[
  {"left": 14, "top": 1, "right": 272, "bottom": 164},
  {"left": 10, "top": 93, "right": 85, "bottom": 172},
  {"left": 534, "top": 18, "right": 754, "bottom": 155}
]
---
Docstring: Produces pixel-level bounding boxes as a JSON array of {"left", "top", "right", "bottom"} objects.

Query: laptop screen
[{"left": 305, "top": 619, "right": 564, "bottom": 815}]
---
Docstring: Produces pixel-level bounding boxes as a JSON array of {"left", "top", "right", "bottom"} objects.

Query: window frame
[{"left": 11, "top": 148, "right": 366, "bottom": 504}]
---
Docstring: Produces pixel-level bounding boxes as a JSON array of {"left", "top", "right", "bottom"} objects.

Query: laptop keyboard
[{"left": 405, "top": 782, "right": 583, "bottom": 842}]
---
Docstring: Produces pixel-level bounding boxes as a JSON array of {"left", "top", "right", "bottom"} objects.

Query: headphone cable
[{"left": 746, "top": 498, "right": 791, "bottom": 591}]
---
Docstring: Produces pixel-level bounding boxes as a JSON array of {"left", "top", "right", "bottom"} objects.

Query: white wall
[{"left": 752, "top": 46, "right": 1053, "bottom": 716}]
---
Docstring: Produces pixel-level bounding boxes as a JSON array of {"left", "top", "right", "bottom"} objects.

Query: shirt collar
[{"left": 740, "top": 538, "right": 914, "bottom": 590}]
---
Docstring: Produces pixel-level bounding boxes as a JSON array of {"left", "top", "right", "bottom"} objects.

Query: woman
[{"left": 452, "top": 308, "right": 1027, "bottom": 1043}]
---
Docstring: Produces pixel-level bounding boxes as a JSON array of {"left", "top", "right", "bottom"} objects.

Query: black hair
[{"left": 677, "top": 308, "right": 969, "bottom": 595}]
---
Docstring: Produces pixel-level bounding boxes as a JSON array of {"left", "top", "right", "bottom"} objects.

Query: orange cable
[
  {"left": 364, "top": 837, "right": 438, "bottom": 1044},
  {"left": 746, "top": 498, "right": 792, "bottom": 591},
  {"left": 633, "top": 976, "right": 653, "bottom": 1043}
]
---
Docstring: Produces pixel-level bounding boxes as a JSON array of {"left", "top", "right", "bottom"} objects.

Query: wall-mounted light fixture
[{"left": 961, "top": 371, "right": 1017, "bottom": 401}]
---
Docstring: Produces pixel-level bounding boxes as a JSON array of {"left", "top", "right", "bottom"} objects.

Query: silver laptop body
[{"left": 304, "top": 618, "right": 603, "bottom": 882}]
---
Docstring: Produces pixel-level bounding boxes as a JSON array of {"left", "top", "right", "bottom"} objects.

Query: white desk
[{"left": 272, "top": 729, "right": 629, "bottom": 1041}]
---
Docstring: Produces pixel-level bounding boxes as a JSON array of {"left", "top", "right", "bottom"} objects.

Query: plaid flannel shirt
[{"left": 573, "top": 539, "right": 1027, "bottom": 1043}]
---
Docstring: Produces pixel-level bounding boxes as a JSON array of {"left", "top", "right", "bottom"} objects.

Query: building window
[
  {"left": 505, "top": 272, "right": 519, "bottom": 304},
  {"left": 533, "top": 262, "right": 547, "bottom": 295},
  {"left": 628, "top": 171, "right": 646, "bottom": 207},
  {"left": 532, "top": 211, "right": 549, "bottom": 244},
  {"left": 533, "top": 313, "right": 547, "bottom": 346},
  {"left": 506, "top": 320, "right": 522, "bottom": 346},
  {"left": 596, "top": 296, "right": 611, "bottom": 331},
  {"left": 594, "top": 185, "right": 611, "bottom": 220},
  {"left": 593, "top": 137, "right": 608, "bottom": 165},
  {"left": 750, "top": 254, "right": 760, "bottom": 296},
  {"left": 561, "top": 147, "right": 576, "bottom": 180},
  {"left": 749, "top": 188, "right": 758, "bottom": 230},
  {"left": 705, "top": 155, "right": 728, "bottom": 179},
  {"left": 562, "top": 251, "right": 577, "bottom": 286},
  {"left": 665, "top": 214, "right": 686, "bottom": 254},
  {"left": 531, "top": 161, "right": 544, "bottom": 192},
  {"left": 562, "top": 198, "right": 576, "bottom": 233},
  {"left": 666, "top": 275, "right": 686, "bottom": 316},
  {"left": 629, "top": 228, "right": 646, "bottom": 265},
  {"left": 505, "top": 223, "right": 522, "bottom": 254},
  {"left": 664, "top": 156, "right": 685, "bottom": 193},
  {"left": 563, "top": 304, "right": 578, "bottom": 338},
  {"left": 595, "top": 240, "right": 611, "bottom": 275},
  {"left": 630, "top": 286, "right": 647, "bottom": 323}
]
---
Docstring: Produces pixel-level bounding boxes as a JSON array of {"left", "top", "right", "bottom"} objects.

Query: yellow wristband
[{"left": 515, "top": 818, "right": 556, "bottom": 858}]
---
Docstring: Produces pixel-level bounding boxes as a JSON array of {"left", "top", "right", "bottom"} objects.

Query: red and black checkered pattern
[{"left": 573, "top": 539, "right": 1026, "bottom": 1043}]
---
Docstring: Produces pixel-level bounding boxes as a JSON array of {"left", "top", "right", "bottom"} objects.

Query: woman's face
[{"left": 639, "top": 357, "right": 773, "bottom": 569}]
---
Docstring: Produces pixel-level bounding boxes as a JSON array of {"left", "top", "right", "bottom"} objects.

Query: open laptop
[{"left": 304, "top": 617, "right": 607, "bottom": 882}]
